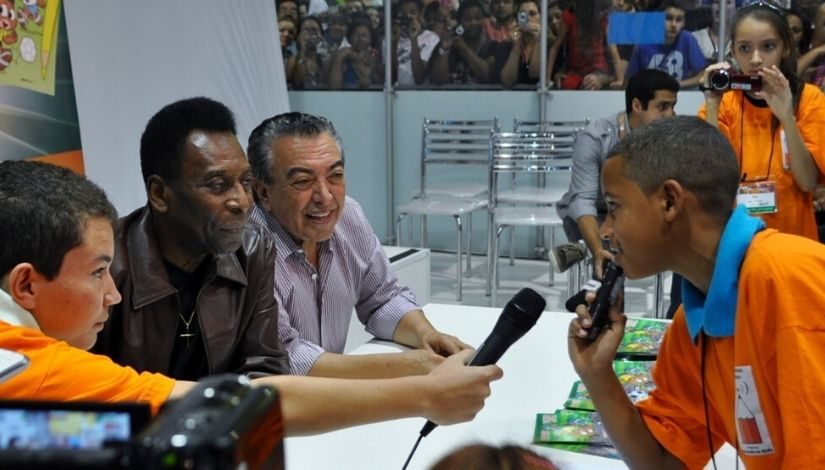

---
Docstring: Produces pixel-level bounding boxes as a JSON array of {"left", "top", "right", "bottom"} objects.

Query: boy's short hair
[
  {"left": 607, "top": 116, "right": 740, "bottom": 222},
  {"left": 0, "top": 161, "right": 117, "bottom": 280}
]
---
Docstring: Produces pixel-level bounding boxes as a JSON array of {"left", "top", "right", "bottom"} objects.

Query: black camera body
[
  {"left": 708, "top": 69, "right": 762, "bottom": 92},
  {"left": 0, "top": 375, "right": 283, "bottom": 470}
]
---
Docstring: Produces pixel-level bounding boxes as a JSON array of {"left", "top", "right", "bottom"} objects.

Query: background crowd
[{"left": 277, "top": 0, "right": 825, "bottom": 90}]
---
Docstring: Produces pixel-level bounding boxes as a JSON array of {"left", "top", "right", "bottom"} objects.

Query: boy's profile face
[
  {"left": 600, "top": 157, "right": 670, "bottom": 280},
  {"left": 30, "top": 217, "right": 121, "bottom": 350},
  {"left": 664, "top": 7, "right": 685, "bottom": 44}
]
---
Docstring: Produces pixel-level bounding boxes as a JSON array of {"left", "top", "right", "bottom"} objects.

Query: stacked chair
[{"left": 396, "top": 118, "right": 499, "bottom": 301}]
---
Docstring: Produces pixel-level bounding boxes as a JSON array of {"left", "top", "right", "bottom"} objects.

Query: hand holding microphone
[
  {"left": 403, "top": 288, "right": 546, "bottom": 470},
  {"left": 419, "top": 287, "right": 546, "bottom": 437},
  {"left": 565, "top": 259, "right": 624, "bottom": 340},
  {"left": 566, "top": 260, "right": 626, "bottom": 380}
]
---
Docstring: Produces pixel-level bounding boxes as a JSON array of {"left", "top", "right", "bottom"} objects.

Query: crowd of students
[{"left": 277, "top": 0, "right": 825, "bottom": 90}]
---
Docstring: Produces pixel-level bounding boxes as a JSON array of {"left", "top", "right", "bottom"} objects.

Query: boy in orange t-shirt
[{"left": 567, "top": 116, "right": 825, "bottom": 469}]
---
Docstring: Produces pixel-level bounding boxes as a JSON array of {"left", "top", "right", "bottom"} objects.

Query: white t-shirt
[{"left": 393, "top": 30, "right": 439, "bottom": 86}]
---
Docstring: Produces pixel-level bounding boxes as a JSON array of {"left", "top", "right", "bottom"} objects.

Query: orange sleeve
[
  {"left": 0, "top": 327, "right": 175, "bottom": 415},
  {"left": 795, "top": 84, "right": 825, "bottom": 182}
]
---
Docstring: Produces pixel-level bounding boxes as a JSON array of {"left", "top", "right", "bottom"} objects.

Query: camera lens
[
  {"left": 709, "top": 69, "right": 730, "bottom": 91},
  {"left": 455, "top": 24, "right": 464, "bottom": 36},
  {"left": 518, "top": 11, "right": 528, "bottom": 24}
]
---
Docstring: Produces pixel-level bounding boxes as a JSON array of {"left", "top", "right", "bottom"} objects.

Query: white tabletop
[{"left": 284, "top": 303, "right": 738, "bottom": 470}]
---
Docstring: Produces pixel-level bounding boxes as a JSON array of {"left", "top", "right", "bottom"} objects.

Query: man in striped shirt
[{"left": 248, "top": 112, "right": 471, "bottom": 377}]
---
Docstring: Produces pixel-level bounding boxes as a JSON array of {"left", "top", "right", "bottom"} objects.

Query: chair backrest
[
  {"left": 512, "top": 118, "right": 590, "bottom": 146},
  {"left": 418, "top": 118, "right": 500, "bottom": 197},
  {"left": 488, "top": 131, "right": 575, "bottom": 209}
]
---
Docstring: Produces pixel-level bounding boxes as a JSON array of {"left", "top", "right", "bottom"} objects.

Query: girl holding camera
[
  {"left": 700, "top": 1, "right": 825, "bottom": 240},
  {"left": 498, "top": 0, "right": 543, "bottom": 87}
]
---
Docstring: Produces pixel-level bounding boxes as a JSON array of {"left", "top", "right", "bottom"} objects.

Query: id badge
[{"left": 737, "top": 180, "right": 778, "bottom": 214}]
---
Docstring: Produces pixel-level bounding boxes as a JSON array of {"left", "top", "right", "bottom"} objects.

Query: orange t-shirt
[
  {"left": 0, "top": 322, "right": 175, "bottom": 415},
  {"left": 636, "top": 230, "right": 825, "bottom": 469},
  {"left": 698, "top": 84, "right": 825, "bottom": 241}
]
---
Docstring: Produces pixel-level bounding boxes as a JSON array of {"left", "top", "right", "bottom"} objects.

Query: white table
[{"left": 287, "top": 303, "right": 738, "bottom": 469}]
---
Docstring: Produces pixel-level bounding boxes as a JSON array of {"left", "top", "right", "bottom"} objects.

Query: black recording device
[
  {"left": 402, "top": 288, "right": 546, "bottom": 470},
  {"left": 565, "top": 260, "right": 624, "bottom": 341},
  {"left": 0, "top": 375, "right": 283, "bottom": 470},
  {"left": 707, "top": 69, "right": 762, "bottom": 92}
]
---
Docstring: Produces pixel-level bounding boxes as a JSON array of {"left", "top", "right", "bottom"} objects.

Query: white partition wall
[{"left": 64, "top": 0, "right": 289, "bottom": 214}]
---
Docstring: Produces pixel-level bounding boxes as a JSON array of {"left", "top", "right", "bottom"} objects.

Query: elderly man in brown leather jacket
[{"left": 93, "top": 97, "right": 290, "bottom": 379}]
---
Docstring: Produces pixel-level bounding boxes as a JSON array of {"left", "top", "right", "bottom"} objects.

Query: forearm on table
[
  {"left": 308, "top": 351, "right": 430, "bottom": 379},
  {"left": 581, "top": 371, "right": 681, "bottom": 470},
  {"left": 252, "top": 374, "right": 430, "bottom": 436},
  {"left": 392, "top": 309, "right": 435, "bottom": 347}
]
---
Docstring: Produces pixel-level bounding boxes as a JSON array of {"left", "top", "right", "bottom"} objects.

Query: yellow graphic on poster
[{"left": 0, "top": 0, "right": 60, "bottom": 95}]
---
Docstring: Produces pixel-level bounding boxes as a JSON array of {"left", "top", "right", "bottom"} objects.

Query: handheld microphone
[
  {"left": 564, "top": 260, "right": 624, "bottom": 341},
  {"left": 419, "top": 287, "right": 546, "bottom": 437}
]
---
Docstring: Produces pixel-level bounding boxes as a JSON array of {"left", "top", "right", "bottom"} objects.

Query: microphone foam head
[{"left": 506, "top": 288, "right": 546, "bottom": 328}]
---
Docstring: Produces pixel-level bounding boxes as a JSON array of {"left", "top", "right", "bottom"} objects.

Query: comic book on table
[{"left": 533, "top": 318, "right": 669, "bottom": 459}]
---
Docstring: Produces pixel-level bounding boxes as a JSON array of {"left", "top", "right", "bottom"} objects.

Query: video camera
[
  {"left": 0, "top": 375, "right": 283, "bottom": 469},
  {"left": 707, "top": 69, "right": 762, "bottom": 92}
]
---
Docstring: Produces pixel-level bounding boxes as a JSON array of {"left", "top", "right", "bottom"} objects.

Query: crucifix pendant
[{"left": 180, "top": 330, "right": 196, "bottom": 348}]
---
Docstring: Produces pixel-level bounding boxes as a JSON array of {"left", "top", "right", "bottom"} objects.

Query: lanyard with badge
[{"left": 735, "top": 99, "right": 790, "bottom": 215}]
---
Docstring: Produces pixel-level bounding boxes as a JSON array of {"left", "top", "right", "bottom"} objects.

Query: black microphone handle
[
  {"left": 420, "top": 323, "right": 529, "bottom": 437},
  {"left": 468, "top": 327, "right": 526, "bottom": 366}
]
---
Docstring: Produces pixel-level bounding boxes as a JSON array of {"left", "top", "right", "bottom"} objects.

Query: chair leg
[
  {"left": 395, "top": 213, "right": 405, "bottom": 247},
  {"left": 492, "top": 225, "right": 505, "bottom": 307},
  {"left": 485, "top": 211, "right": 495, "bottom": 297},
  {"left": 454, "top": 215, "right": 463, "bottom": 302},
  {"left": 654, "top": 272, "right": 665, "bottom": 318},
  {"left": 508, "top": 226, "right": 515, "bottom": 266},
  {"left": 465, "top": 212, "right": 473, "bottom": 277},
  {"left": 567, "top": 260, "right": 579, "bottom": 300},
  {"left": 422, "top": 215, "right": 428, "bottom": 248},
  {"left": 548, "top": 226, "right": 555, "bottom": 287}
]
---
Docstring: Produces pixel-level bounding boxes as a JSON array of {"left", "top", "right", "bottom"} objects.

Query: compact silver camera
[{"left": 517, "top": 10, "right": 529, "bottom": 28}]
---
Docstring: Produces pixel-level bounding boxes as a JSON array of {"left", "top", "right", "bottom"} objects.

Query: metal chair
[
  {"left": 509, "top": 118, "right": 590, "bottom": 261},
  {"left": 396, "top": 118, "right": 499, "bottom": 301},
  {"left": 485, "top": 131, "right": 575, "bottom": 305}
]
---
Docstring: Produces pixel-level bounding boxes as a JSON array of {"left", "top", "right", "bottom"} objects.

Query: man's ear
[
  {"left": 147, "top": 175, "right": 170, "bottom": 213},
  {"left": 660, "top": 179, "right": 684, "bottom": 223},
  {"left": 6, "top": 263, "right": 43, "bottom": 310},
  {"left": 631, "top": 97, "right": 643, "bottom": 114},
  {"left": 253, "top": 178, "right": 272, "bottom": 212}
]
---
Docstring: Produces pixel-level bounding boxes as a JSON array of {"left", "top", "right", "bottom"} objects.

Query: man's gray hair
[{"left": 247, "top": 112, "right": 345, "bottom": 185}]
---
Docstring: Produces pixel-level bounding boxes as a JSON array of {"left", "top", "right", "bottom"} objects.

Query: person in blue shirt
[{"left": 626, "top": 0, "right": 706, "bottom": 89}]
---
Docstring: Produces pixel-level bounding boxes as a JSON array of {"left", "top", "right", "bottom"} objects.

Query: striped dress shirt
[{"left": 249, "top": 197, "right": 420, "bottom": 375}]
